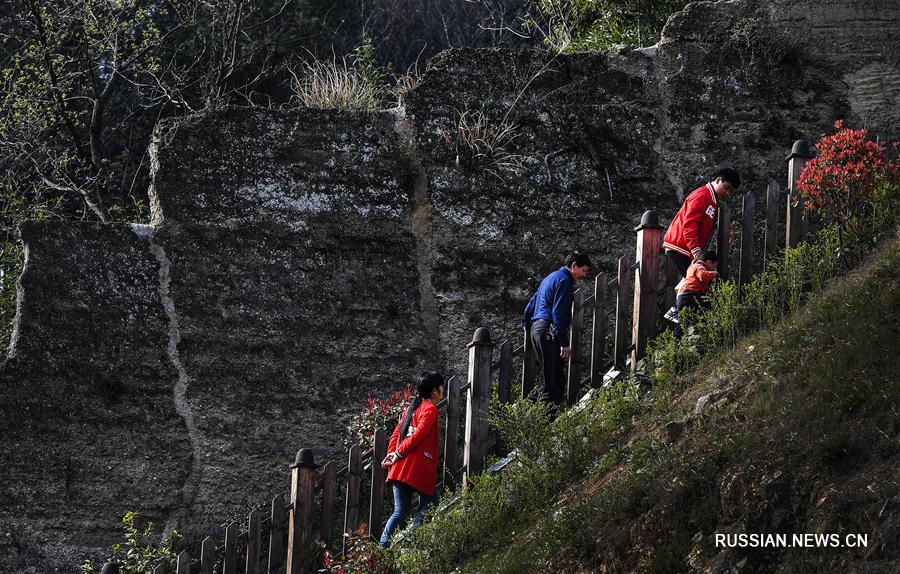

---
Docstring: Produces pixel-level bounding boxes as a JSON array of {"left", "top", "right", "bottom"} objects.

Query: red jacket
[
  {"left": 386, "top": 400, "right": 439, "bottom": 496},
  {"left": 680, "top": 260, "right": 718, "bottom": 294},
  {"left": 663, "top": 183, "right": 719, "bottom": 260}
]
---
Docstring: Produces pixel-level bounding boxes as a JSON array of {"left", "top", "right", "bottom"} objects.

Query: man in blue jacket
[{"left": 523, "top": 250, "right": 592, "bottom": 404}]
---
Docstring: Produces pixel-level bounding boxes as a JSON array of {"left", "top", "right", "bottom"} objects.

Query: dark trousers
[
  {"left": 674, "top": 292, "right": 703, "bottom": 338},
  {"left": 530, "top": 320, "right": 565, "bottom": 404},
  {"left": 666, "top": 250, "right": 692, "bottom": 279}
]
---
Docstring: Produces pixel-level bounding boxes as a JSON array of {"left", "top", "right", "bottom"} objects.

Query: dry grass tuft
[
  {"left": 289, "top": 57, "right": 381, "bottom": 111},
  {"left": 442, "top": 109, "right": 524, "bottom": 180}
]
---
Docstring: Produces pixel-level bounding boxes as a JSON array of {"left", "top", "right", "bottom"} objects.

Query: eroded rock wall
[{"left": 1, "top": 0, "right": 897, "bottom": 570}]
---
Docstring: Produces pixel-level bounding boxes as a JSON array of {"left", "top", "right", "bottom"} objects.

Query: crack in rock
[
  {"left": 392, "top": 108, "right": 441, "bottom": 365},
  {"left": 130, "top": 223, "right": 204, "bottom": 533}
]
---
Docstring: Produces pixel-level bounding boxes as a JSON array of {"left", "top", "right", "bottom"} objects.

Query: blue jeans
[{"left": 379, "top": 482, "right": 436, "bottom": 547}]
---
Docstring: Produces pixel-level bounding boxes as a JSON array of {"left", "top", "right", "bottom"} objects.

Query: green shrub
[
  {"left": 81, "top": 512, "right": 180, "bottom": 574},
  {"left": 398, "top": 386, "right": 640, "bottom": 572},
  {"left": 536, "top": 0, "right": 691, "bottom": 52}
]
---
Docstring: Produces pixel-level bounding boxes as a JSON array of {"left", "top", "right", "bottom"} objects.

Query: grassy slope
[{"left": 467, "top": 238, "right": 900, "bottom": 573}]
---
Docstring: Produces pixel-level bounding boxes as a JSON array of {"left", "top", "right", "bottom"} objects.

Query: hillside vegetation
[{"left": 396, "top": 235, "right": 900, "bottom": 573}]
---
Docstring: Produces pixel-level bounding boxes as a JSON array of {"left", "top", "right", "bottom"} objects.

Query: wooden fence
[{"left": 119, "top": 140, "right": 817, "bottom": 574}]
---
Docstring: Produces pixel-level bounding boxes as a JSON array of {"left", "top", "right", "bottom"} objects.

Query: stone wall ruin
[{"left": 1, "top": 0, "right": 897, "bottom": 570}]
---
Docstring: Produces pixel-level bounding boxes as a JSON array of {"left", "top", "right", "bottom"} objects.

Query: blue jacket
[{"left": 523, "top": 266, "right": 574, "bottom": 347}]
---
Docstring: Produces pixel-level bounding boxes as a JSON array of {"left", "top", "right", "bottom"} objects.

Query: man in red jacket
[{"left": 663, "top": 167, "right": 740, "bottom": 321}]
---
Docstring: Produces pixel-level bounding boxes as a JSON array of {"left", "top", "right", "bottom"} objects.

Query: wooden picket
[
  {"left": 369, "top": 429, "right": 388, "bottom": 541},
  {"left": 442, "top": 375, "right": 462, "bottom": 491},
  {"left": 717, "top": 202, "right": 731, "bottom": 280},
  {"left": 343, "top": 445, "right": 362, "bottom": 551},
  {"left": 589, "top": 273, "right": 608, "bottom": 388},
  {"left": 613, "top": 255, "right": 632, "bottom": 367},
  {"left": 566, "top": 288, "right": 585, "bottom": 405},
  {"left": 222, "top": 522, "right": 238, "bottom": 574},
  {"left": 267, "top": 493, "right": 287, "bottom": 573},
  {"left": 246, "top": 509, "right": 260, "bottom": 574}
]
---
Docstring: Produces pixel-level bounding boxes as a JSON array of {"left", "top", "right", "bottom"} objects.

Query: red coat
[
  {"left": 680, "top": 260, "right": 718, "bottom": 294},
  {"left": 386, "top": 400, "right": 439, "bottom": 496},
  {"left": 663, "top": 183, "right": 719, "bottom": 260}
]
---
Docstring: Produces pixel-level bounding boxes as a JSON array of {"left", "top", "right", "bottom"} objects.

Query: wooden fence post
[
  {"left": 369, "top": 429, "right": 388, "bottom": 542},
  {"left": 786, "top": 139, "right": 814, "bottom": 249},
  {"left": 464, "top": 327, "right": 493, "bottom": 484},
  {"left": 154, "top": 564, "right": 167, "bottom": 574},
  {"left": 223, "top": 522, "right": 238, "bottom": 574},
  {"left": 764, "top": 179, "right": 780, "bottom": 266},
  {"left": 590, "top": 273, "right": 608, "bottom": 388},
  {"left": 631, "top": 210, "right": 662, "bottom": 369},
  {"left": 246, "top": 509, "right": 261, "bottom": 574},
  {"left": 717, "top": 203, "right": 731, "bottom": 281},
  {"left": 566, "top": 288, "right": 585, "bottom": 405},
  {"left": 320, "top": 462, "right": 336, "bottom": 551},
  {"left": 287, "top": 449, "right": 316, "bottom": 574},
  {"left": 521, "top": 327, "right": 535, "bottom": 399},
  {"left": 343, "top": 445, "right": 362, "bottom": 552},
  {"left": 200, "top": 536, "right": 214, "bottom": 574},
  {"left": 176, "top": 551, "right": 190, "bottom": 574},
  {"left": 442, "top": 375, "right": 462, "bottom": 491},
  {"left": 738, "top": 191, "right": 756, "bottom": 296},
  {"left": 498, "top": 340, "right": 512, "bottom": 404},
  {"left": 267, "top": 493, "right": 288, "bottom": 573},
  {"left": 613, "top": 255, "right": 632, "bottom": 368}
]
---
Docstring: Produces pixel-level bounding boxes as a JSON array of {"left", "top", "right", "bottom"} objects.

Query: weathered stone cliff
[{"left": 1, "top": 0, "right": 896, "bottom": 570}]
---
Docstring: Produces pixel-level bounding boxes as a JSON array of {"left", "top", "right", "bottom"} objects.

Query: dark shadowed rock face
[{"left": 1, "top": 0, "right": 897, "bottom": 570}]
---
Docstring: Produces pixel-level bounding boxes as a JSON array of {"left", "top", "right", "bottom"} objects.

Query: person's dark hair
[
  {"left": 700, "top": 250, "right": 718, "bottom": 262},
  {"left": 565, "top": 249, "right": 592, "bottom": 269},
  {"left": 716, "top": 167, "right": 741, "bottom": 189},
  {"left": 398, "top": 371, "right": 445, "bottom": 441}
]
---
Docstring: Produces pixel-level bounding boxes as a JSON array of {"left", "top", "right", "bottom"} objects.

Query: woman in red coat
[{"left": 379, "top": 371, "right": 445, "bottom": 547}]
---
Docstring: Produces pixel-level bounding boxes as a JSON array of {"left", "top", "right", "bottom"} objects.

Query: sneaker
[{"left": 664, "top": 306, "right": 680, "bottom": 324}]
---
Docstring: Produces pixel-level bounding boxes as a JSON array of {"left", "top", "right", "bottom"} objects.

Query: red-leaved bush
[
  {"left": 796, "top": 120, "right": 899, "bottom": 233},
  {"left": 320, "top": 523, "right": 392, "bottom": 574},
  {"left": 345, "top": 384, "right": 413, "bottom": 449}
]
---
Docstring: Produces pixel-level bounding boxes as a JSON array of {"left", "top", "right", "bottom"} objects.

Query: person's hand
[
  {"left": 560, "top": 346, "right": 572, "bottom": 359},
  {"left": 381, "top": 452, "right": 398, "bottom": 469}
]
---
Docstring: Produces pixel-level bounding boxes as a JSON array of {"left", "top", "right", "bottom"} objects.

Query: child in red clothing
[{"left": 673, "top": 250, "right": 718, "bottom": 338}]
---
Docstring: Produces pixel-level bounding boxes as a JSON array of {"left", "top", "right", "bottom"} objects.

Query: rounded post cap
[
  {"left": 468, "top": 326, "right": 493, "bottom": 348},
  {"left": 634, "top": 209, "right": 662, "bottom": 231},
  {"left": 786, "top": 139, "right": 814, "bottom": 160},
  {"left": 100, "top": 564, "right": 120, "bottom": 574},
  {"left": 292, "top": 448, "right": 317, "bottom": 469}
]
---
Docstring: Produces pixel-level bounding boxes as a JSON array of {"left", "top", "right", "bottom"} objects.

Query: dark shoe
[{"left": 664, "top": 306, "right": 680, "bottom": 324}]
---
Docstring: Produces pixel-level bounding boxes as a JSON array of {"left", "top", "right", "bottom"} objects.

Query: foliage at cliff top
[{"left": 535, "top": 0, "right": 691, "bottom": 51}]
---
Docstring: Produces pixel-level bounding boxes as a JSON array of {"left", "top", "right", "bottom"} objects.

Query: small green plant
[
  {"left": 81, "top": 512, "right": 180, "bottom": 574},
  {"left": 489, "top": 399, "right": 554, "bottom": 462}
]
